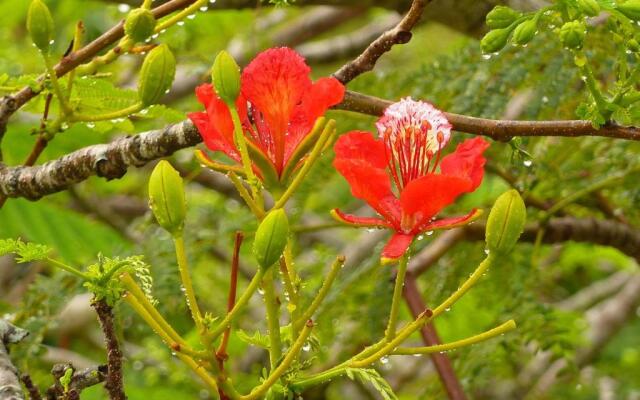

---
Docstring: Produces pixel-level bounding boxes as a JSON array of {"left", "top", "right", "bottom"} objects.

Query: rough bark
[{"left": 0, "top": 320, "right": 28, "bottom": 400}]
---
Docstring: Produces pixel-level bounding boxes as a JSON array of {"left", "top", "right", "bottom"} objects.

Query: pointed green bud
[
  {"left": 124, "top": 8, "right": 157, "bottom": 43},
  {"left": 617, "top": 0, "right": 640, "bottom": 20},
  {"left": 212, "top": 50, "right": 241, "bottom": 106},
  {"left": 559, "top": 21, "right": 586, "bottom": 49},
  {"left": 486, "top": 6, "right": 521, "bottom": 29},
  {"left": 253, "top": 209, "right": 289, "bottom": 270},
  {"left": 480, "top": 28, "right": 511, "bottom": 53},
  {"left": 138, "top": 44, "right": 176, "bottom": 106},
  {"left": 486, "top": 190, "right": 526, "bottom": 255},
  {"left": 576, "top": 0, "right": 601, "bottom": 16},
  {"left": 148, "top": 160, "right": 186, "bottom": 236},
  {"left": 27, "top": 0, "right": 55, "bottom": 53},
  {"left": 512, "top": 18, "right": 537, "bottom": 46}
]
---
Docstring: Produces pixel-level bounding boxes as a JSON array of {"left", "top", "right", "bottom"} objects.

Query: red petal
[
  {"left": 285, "top": 77, "right": 345, "bottom": 161},
  {"left": 381, "top": 233, "right": 415, "bottom": 262},
  {"left": 439, "top": 137, "right": 490, "bottom": 190},
  {"left": 419, "top": 208, "right": 482, "bottom": 232},
  {"left": 399, "top": 173, "right": 472, "bottom": 231},
  {"left": 241, "top": 48, "right": 312, "bottom": 170},
  {"left": 333, "top": 132, "right": 400, "bottom": 226},
  {"left": 331, "top": 209, "right": 393, "bottom": 228}
]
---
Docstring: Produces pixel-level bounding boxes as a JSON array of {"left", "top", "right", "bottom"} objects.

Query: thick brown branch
[
  {"left": 332, "top": 0, "right": 428, "bottom": 84},
  {"left": 0, "top": 120, "right": 199, "bottom": 200},
  {"left": 92, "top": 299, "right": 126, "bottom": 400},
  {"left": 3, "top": 91, "right": 640, "bottom": 201},
  {"left": 0, "top": 320, "right": 28, "bottom": 400}
]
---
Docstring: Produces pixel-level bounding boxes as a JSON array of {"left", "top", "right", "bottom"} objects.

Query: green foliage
[
  {"left": 84, "top": 254, "right": 155, "bottom": 306},
  {"left": 0, "top": 238, "right": 51, "bottom": 263},
  {"left": 344, "top": 368, "right": 397, "bottom": 400}
]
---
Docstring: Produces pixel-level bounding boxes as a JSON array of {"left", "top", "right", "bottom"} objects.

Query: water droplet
[
  {"left": 86, "top": 122, "right": 95, "bottom": 128},
  {"left": 210, "top": 0, "right": 216, "bottom": 3},
  {"left": 417, "top": 234, "right": 424, "bottom": 241},
  {"left": 165, "top": 89, "right": 170, "bottom": 94},
  {"left": 426, "top": 230, "right": 434, "bottom": 236},
  {"left": 523, "top": 159, "right": 532, "bottom": 167},
  {"left": 118, "top": 3, "right": 131, "bottom": 13},
  {"left": 200, "top": 6, "right": 209, "bottom": 11},
  {"left": 445, "top": 307, "right": 451, "bottom": 312},
  {"left": 61, "top": 122, "right": 69, "bottom": 130},
  {"left": 152, "top": 33, "right": 159, "bottom": 39},
  {"left": 302, "top": 343, "right": 311, "bottom": 352},
  {"left": 139, "top": 108, "right": 148, "bottom": 115},
  {"left": 380, "top": 356, "right": 389, "bottom": 364},
  {"left": 541, "top": 96, "right": 549, "bottom": 103},
  {"left": 49, "top": 39, "right": 55, "bottom": 45},
  {"left": 187, "top": 14, "right": 196, "bottom": 20},
  {"left": 177, "top": 21, "right": 185, "bottom": 26},
  {"left": 484, "top": 248, "right": 490, "bottom": 255},
  {"left": 482, "top": 54, "right": 492, "bottom": 60},
  {"left": 257, "top": 288, "right": 265, "bottom": 295}
]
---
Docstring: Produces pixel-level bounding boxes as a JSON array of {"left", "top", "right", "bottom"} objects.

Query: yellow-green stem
[
  {"left": 174, "top": 235, "right": 205, "bottom": 334},
  {"left": 229, "top": 103, "right": 261, "bottom": 207},
  {"left": 393, "top": 319, "right": 516, "bottom": 355},
  {"left": 208, "top": 269, "right": 266, "bottom": 341},
  {"left": 154, "top": 0, "right": 207, "bottom": 32},
  {"left": 385, "top": 254, "right": 408, "bottom": 342},
  {"left": 46, "top": 258, "right": 90, "bottom": 280},
  {"left": 295, "top": 255, "right": 344, "bottom": 333},
  {"left": 72, "top": 102, "right": 142, "bottom": 122},
  {"left": 43, "top": 54, "right": 72, "bottom": 116},
  {"left": 121, "top": 274, "right": 188, "bottom": 347},
  {"left": 273, "top": 120, "right": 336, "bottom": 209},
  {"left": 240, "top": 321, "right": 314, "bottom": 400},
  {"left": 227, "top": 172, "right": 264, "bottom": 218},
  {"left": 263, "top": 268, "right": 282, "bottom": 371},
  {"left": 66, "top": 22, "right": 84, "bottom": 97}
]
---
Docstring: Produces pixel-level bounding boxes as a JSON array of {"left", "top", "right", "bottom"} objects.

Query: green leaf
[
  {"left": 344, "top": 368, "right": 398, "bottom": 400},
  {"left": 0, "top": 238, "right": 51, "bottom": 263},
  {"left": 236, "top": 329, "right": 271, "bottom": 349}
]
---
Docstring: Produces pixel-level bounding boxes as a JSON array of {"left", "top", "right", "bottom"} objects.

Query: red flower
[
  {"left": 188, "top": 47, "right": 345, "bottom": 185},
  {"left": 332, "top": 98, "right": 490, "bottom": 262}
]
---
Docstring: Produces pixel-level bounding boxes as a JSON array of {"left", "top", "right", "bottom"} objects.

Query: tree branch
[
  {"left": 92, "top": 299, "right": 126, "bottom": 400},
  {"left": 332, "top": 0, "right": 428, "bottom": 84},
  {"left": 0, "top": 319, "right": 29, "bottom": 400}
]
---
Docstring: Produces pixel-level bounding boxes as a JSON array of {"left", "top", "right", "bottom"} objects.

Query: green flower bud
[
  {"left": 27, "top": 0, "right": 55, "bottom": 53},
  {"left": 124, "top": 8, "right": 156, "bottom": 43},
  {"left": 485, "top": 190, "right": 526, "bottom": 255},
  {"left": 559, "top": 21, "right": 586, "bottom": 49},
  {"left": 253, "top": 209, "right": 289, "bottom": 270},
  {"left": 148, "top": 160, "right": 186, "bottom": 236},
  {"left": 486, "top": 6, "right": 521, "bottom": 29},
  {"left": 138, "top": 44, "right": 176, "bottom": 106},
  {"left": 212, "top": 50, "right": 241, "bottom": 106},
  {"left": 480, "top": 28, "right": 511, "bottom": 53},
  {"left": 576, "top": 0, "right": 601, "bottom": 16},
  {"left": 512, "top": 18, "right": 537, "bottom": 46},
  {"left": 617, "top": 0, "right": 640, "bottom": 20}
]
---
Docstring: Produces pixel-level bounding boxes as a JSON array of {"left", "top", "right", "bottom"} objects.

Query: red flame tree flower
[
  {"left": 188, "top": 47, "right": 345, "bottom": 188},
  {"left": 332, "top": 98, "right": 490, "bottom": 262}
]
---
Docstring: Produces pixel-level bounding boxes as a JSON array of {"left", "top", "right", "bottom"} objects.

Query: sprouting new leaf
[{"left": 0, "top": 238, "right": 51, "bottom": 263}]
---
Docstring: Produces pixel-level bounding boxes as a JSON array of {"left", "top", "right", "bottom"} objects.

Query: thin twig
[
  {"left": 92, "top": 299, "right": 126, "bottom": 400},
  {"left": 216, "top": 231, "right": 243, "bottom": 368},
  {"left": 332, "top": 0, "right": 429, "bottom": 84},
  {"left": 20, "top": 373, "right": 42, "bottom": 400}
]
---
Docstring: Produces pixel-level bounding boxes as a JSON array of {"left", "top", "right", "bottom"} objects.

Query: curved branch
[{"left": 332, "top": 0, "right": 428, "bottom": 84}]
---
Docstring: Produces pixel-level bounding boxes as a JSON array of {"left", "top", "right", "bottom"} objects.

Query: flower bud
[
  {"left": 559, "top": 21, "right": 586, "bottom": 49},
  {"left": 486, "top": 6, "right": 521, "bottom": 29},
  {"left": 512, "top": 18, "right": 537, "bottom": 46},
  {"left": 212, "top": 50, "right": 241, "bottom": 106},
  {"left": 138, "top": 44, "right": 176, "bottom": 106},
  {"left": 148, "top": 160, "right": 186, "bottom": 236},
  {"left": 27, "top": 0, "right": 55, "bottom": 53},
  {"left": 576, "top": 0, "right": 601, "bottom": 16},
  {"left": 617, "top": 0, "right": 640, "bottom": 20},
  {"left": 124, "top": 8, "right": 156, "bottom": 43},
  {"left": 253, "top": 209, "right": 289, "bottom": 270},
  {"left": 480, "top": 28, "right": 511, "bottom": 53},
  {"left": 485, "top": 190, "right": 526, "bottom": 255}
]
